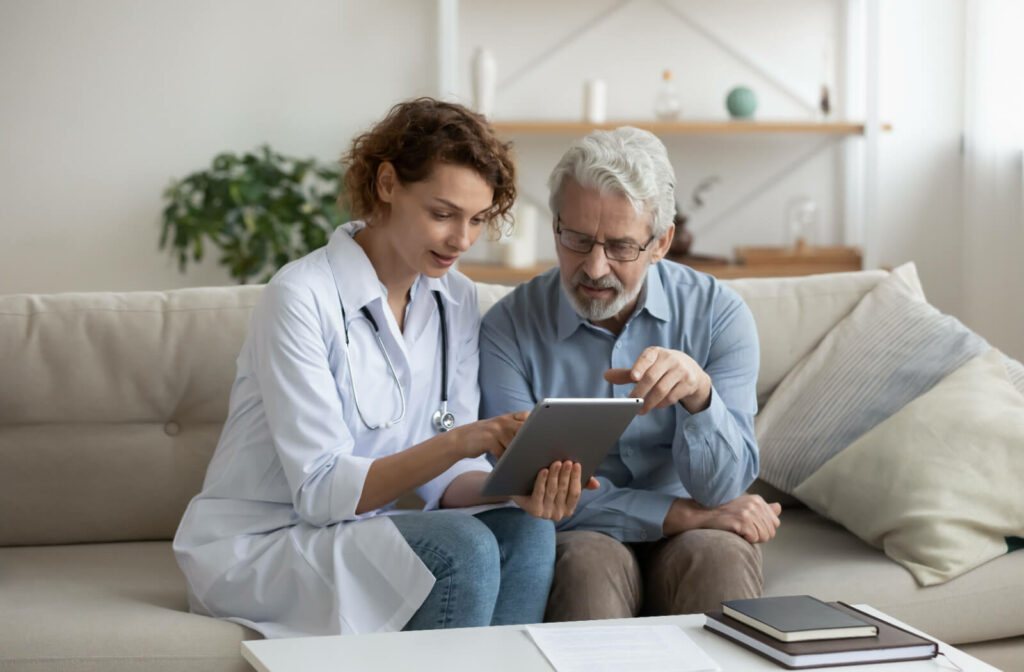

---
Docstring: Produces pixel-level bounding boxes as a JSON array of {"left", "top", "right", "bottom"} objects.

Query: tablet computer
[{"left": 480, "top": 397, "right": 643, "bottom": 497}]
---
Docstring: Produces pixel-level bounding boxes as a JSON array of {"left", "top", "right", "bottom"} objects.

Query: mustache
[{"left": 572, "top": 269, "right": 623, "bottom": 292}]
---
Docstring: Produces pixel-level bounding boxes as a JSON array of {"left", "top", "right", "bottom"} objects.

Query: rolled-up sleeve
[
  {"left": 251, "top": 281, "right": 374, "bottom": 527},
  {"left": 672, "top": 295, "right": 760, "bottom": 507}
]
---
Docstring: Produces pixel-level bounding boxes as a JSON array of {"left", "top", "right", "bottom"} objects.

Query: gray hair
[{"left": 547, "top": 126, "right": 676, "bottom": 238}]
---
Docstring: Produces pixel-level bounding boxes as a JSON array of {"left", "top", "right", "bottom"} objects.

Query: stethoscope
[{"left": 338, "top": 288, "right": 455, "bottom": 433}]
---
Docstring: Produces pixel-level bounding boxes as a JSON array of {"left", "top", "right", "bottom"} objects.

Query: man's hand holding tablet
[
  {"left": 480, "top": 398, "right": 644, "bottom": 498},
  {"left": 509, "top": 459, "right": 600, "bottom": 521}
]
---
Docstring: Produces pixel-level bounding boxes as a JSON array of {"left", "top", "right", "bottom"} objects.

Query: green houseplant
[{"left": 160, "top": 145, "right": 347, "bottom": 284}]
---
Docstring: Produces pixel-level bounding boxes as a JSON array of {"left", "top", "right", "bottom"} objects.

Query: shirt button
[
  {"left": 164, "top": 421, "right": 180, "bottom": 437},
  {"left": 614, "top": 342, "right": 622, "bottom": 350},
  {"left": 639, "top": 529, "right": 648, "bottom": 541}
]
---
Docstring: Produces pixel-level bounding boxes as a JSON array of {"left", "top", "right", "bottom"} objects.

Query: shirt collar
[
  {"left": 556, "top": 281, "right": 588, "bottom": 341},
  {"left": 419, "top": 270, "right": 460, "bottom": 307},
  {"left": 325, "top": 222, "right": 460, "bottom": 317},
  {"left": 555, "top": 263, "right": 669, "bottom": 341},
  {"left": 643, "top": 263, "right": 670, "bottom": 322}
]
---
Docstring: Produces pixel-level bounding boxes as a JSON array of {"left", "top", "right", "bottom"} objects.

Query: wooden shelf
[
  {"left": 457, "top": 262, "right": 555, "bottom": 285},
  {"left": 459, "top": 247, "right": 861, "bottom": 285},
  {"left": 491, "top": 120, "right": 892, "bottom": 136},
  {"left": 672, "top": 246, "right": 862, "bottom": 278}
]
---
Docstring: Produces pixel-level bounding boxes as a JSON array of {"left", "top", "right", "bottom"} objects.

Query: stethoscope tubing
[
  {"left": 338, "top": 289, "right": 450, "bottom": 431},
  {"left": 326, "top": 250, "right": 451, "bottom": 432}
]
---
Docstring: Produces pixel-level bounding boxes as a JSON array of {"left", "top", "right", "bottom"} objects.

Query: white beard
[{"left": 561, "top": 268, "right": 644, "bottom": 322}]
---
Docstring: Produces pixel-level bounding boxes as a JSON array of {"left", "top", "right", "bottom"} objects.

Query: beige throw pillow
[
  {"left": 793, "top": 348, "right": 1024, "bottom": 586},
  {"left": 755, "top": 263, "right": 988, "bottom": 493}
]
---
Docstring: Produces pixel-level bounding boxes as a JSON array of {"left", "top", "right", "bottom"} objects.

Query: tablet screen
[{"left": 480, "top": 398, "right": 643, "bottom": 497}]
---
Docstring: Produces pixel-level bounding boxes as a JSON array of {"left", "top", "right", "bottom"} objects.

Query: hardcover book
[
  {"left": 704, "top": 602, "right": 938, "bottom": 669},
  {"left": 722, "top": 595, "right": 877, "bottom": 642}
]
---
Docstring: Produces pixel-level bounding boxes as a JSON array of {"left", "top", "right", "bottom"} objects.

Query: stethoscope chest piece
[{"left": 433, "top": 402, "right": 456, "bottom": 432}]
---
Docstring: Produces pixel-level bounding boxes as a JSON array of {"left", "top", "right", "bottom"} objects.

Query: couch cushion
[
  {"left": 723, "top": 269, "right": 890, "bottom": 407},
  {"left": 0, "top": 541, "right": 257, "bottom": 672},
  {"left": 959, "top": 636, "right": 1024, "bottom": 672},
  {"left": 755, "top": 263, "right": 987, "bottom": 494},
  {"left": 794, "top": 348, "right": 1024, "bottom": 586},
  {"left": 475, "top": 280, "right": 514, "bottom": 315},
  {"left": 762, "top": 509, "right": 1024, "bottom": 646},
  {"left": 0, "top": 287, "right": 262, "bottom": 546}
]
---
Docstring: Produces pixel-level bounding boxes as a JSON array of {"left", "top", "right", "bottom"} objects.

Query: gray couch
[{"left": 1, "top": 268, "right": 1021, "bottom": 671}]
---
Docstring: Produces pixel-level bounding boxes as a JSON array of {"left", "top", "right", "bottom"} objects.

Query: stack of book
[{"left": 703, "top": 595, "right": 938, "bottom": 669}]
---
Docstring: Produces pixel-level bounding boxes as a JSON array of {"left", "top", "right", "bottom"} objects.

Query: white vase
[
  {"left": 501, "top": 202, "right": 539, "bottom": 268},
  {"left": 583, "top": 79, "right": 607, "bottom": 123},
  {"left": 472, "top": 48, "right": 497, "bottom": 117},
  {"left": 654, "top": 69, "right": 681, "bottom": 121}
]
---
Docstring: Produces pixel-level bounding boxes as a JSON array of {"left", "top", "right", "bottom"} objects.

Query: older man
[{"left": 479, "top": 127, "right": 781, "bottom": 621}]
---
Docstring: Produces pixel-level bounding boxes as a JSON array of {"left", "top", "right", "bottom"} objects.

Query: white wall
[
  {"left": 876, "top": 0, "right": 965, "bottom": 320},
  {"left": 0, "top": 0, "right": 435, "bottom": 293},
  {"left": 457, "top": 0, "right": 845, "bottom": 264},
  {"left": 1, "top": 0, "right": 1016, "bottom": 357}
]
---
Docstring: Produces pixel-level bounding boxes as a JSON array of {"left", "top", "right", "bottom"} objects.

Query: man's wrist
[
  {"left": 663, "top": 497, "right": 710, "bottom": 535},
  {"left": 680, "top": 373, "right": 713, "bottom": 414}
]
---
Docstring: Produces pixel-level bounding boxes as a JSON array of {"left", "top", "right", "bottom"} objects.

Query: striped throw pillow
[{"left": 755, "top": 263, "right": 989, "bottom": 493}]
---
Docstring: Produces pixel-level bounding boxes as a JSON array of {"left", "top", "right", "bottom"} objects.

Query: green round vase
[{"left": 726, "top": 86, "right": 757, "bottom": 119}]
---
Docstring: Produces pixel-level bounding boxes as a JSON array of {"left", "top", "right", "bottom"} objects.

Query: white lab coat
[{"left": 173, "top": 222, "right": 492, "bottom": 638}]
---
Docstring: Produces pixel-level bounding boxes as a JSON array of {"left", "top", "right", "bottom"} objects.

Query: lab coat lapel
[{"left": 325, "top": 223, "right": 384, "bottom": 319}]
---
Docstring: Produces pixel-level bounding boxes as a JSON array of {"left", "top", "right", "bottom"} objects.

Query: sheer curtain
[{"left": 962, "top": 0, "right": 1024, "bottom": 359}]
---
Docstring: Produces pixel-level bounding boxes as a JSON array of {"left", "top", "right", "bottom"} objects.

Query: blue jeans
[{"left": 391, "top": 508, "right": 555, "bottom": 630}]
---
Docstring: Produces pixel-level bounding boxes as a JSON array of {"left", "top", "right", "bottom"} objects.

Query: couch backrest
[
  {"left": 0, "top": 287, "right": 263, "bottom": 547},
  {"left": 479, "top": 268, "right": 891, "bottom": 407},
  {"left": 0, "top": 268, "right": 889, "bottom": 546}
]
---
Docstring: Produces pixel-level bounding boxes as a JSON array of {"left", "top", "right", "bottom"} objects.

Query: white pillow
[
  {"left": 754, "top": 263, "right": 988, "bottom": 493},
  {"left": 793, "top": 348, "right": 1024, "bottom": 585}
]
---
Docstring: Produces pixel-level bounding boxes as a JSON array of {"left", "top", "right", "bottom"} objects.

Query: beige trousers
[{"left": 544, "top": 529, "right": 763, "bottom": 622}]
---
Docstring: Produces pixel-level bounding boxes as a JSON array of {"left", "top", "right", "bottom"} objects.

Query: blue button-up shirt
[{"left": 479, "top": 261, "right": 759, "bottom": 542}]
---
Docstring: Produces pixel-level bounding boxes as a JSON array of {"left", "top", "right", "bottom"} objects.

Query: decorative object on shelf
[
  {"left": 472, "top": 47, "right": 497, "bottom": 117},
  {"left": 670, "top": 176, "right": 721, "bottom": 257},
  {"left": 819, "top": 45, "right": 833, "bottom": 118},
  {"left": 725, "top": 86, "right": 757, "bottom": 119},
  {"left": 785, "top": 195, "right": 820, "bottom": 253},
  {"left": 654, "top": 69, "right": 682, "bottom": 121},
  {"left": 583, "top": 78, "right": 607, "bottom": 124},
  {"left": 160, "top": 145, "right": 346, "bottom": 284},
  {"left": 498, "top": 200, "right": 539, "bottom": 268}
]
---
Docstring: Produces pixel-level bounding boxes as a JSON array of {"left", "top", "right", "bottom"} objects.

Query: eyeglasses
[{"left": 555, "top": 217, "right": 655, "bottom": 262}]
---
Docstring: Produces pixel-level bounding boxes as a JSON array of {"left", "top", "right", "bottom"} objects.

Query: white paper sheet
[{"left": 525, "top": 624, "right": 721, "bottom": 672}]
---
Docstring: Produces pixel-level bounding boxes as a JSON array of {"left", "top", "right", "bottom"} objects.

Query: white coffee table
[{"left": 242, "top": 604, "right": 998, "bottom": 671}]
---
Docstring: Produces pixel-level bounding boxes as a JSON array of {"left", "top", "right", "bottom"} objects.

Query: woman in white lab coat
[{"left": 173, "top": 99, "right": 594, "bottom": 637}]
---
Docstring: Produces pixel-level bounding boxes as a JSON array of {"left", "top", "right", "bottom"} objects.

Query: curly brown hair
[{"left": 342, "top": 98, "right": 516, "bottom": 234}]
